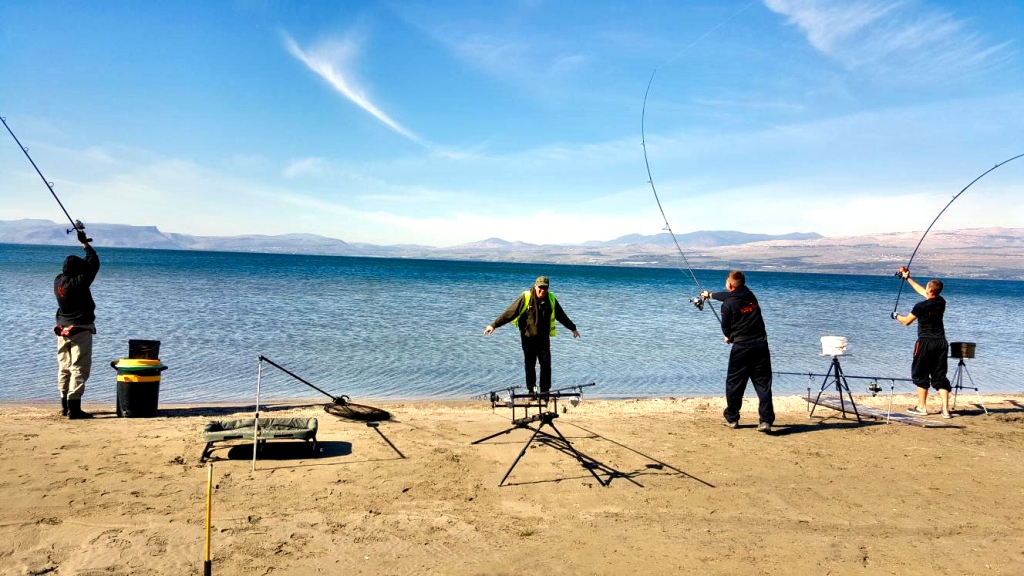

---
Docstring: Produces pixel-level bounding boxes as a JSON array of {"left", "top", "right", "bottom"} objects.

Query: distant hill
[
  {"left": 584, "top": 231, "right": 823, "bottom": 248},
  {"left": 0, "top": 220, "right": 813, "bottom": 253},
  {"left": 2, "top": 219, "right": 1022, "bottom": 279},
  {"left": 0, "top": 219, "right": 368, "bottom": 255}
]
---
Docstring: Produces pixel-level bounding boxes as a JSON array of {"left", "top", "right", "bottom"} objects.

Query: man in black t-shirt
[
  {"left": 701, "top": 270, "right": 775, "bottom": 432},
  {"left": 893, "top": 268, "right": 951, "bottom": 418}
]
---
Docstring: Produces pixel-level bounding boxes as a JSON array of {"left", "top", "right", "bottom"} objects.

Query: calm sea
[{"left": 2, "top": 243, "right": 1022, "bottom": 404}]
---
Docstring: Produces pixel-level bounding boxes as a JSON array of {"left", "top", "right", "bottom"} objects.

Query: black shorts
[{"left": 912, "top": 338, "right": 950, "bottom": 391}]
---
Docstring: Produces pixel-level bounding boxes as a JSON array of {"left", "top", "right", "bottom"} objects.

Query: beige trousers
[{"left": 57, "top": 330, "right": 93, "bottom": 400}]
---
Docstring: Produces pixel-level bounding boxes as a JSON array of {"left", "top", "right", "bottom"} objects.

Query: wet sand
[{"left": 1, "top": 393, "right": 1023, "bottom": 575}]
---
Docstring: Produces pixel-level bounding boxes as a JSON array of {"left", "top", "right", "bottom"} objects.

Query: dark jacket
[
  {"left": 54, "top": 245, "right": 100, "bottom": 326},
  {"left": 711, "top": 285, "right": 767, "bottom": 345},
  {"left": 492, "top": 290, "right": 577, "bottom": 338}
]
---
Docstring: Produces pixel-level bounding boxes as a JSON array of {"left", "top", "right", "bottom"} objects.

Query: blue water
[{"left": 2, "top": 243, "right": 1022, "bottom": 403}]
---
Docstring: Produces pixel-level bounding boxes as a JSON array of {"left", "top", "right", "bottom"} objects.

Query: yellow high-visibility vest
[{"left": 512, "top": 290, "right": 558, "bottom": 336}]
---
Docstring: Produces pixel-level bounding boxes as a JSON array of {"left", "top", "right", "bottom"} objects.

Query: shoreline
[{"left": 3, "top": 390, "right": 1019, "bottom": 413}]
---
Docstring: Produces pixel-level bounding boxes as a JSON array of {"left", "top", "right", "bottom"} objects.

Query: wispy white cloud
[
  {"left": 282, "top": 33, "right": 427, "bottom": 147},
  {"left": 282, "top": 32, "right": 475, "bottom": 160},
  {"left": 764, "top": 0, "right": 898, "bottom": 54},
  {"left": 447, "top": 33, "right": 590, "bottom": 94},
  {"left": 389, "top": 5, "right": 590, "bottom": 98},
  {"left": 764, "top": 0, "right": 1015, "bottom": 79},
  {"left": 282, "top": 157, "right": 324, "bottom": 179}
]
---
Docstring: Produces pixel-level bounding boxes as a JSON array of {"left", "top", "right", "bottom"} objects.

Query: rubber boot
[
  {"left": 67, "top": 399, "right": 93, "bottom": 420},
  {"left": 61, "top": 397, "right": 69, "bottom": 417}
]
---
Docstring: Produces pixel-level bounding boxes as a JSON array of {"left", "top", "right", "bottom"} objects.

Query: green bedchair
[{"left": 200, "top": 417, "right": 318, "bottom": 462}]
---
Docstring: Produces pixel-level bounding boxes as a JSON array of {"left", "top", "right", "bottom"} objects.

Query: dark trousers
[
  {"left": 521, "top": 335, "right": 552, "bottom": 393},
  {"left": 723, "top": 341, "right": 775, "bottom": 425},
  {"left": 912, "top": 338, "right": 950, "bottom": 390}
]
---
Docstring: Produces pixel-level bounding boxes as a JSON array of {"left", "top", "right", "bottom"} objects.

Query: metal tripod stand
[
  {"left": 809, "top": 355, "right": 862, "bottom": 423},
  {"left": 950, "top": 356, "right": 988, "bottom": 414},
  {"left": 472, "top": 390, "right": 607, "bottom": 486}
]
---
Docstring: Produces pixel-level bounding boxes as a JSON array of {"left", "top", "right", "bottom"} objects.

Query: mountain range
[{"left": 2, "top": 219, "right": 1021, "bottom": 279}]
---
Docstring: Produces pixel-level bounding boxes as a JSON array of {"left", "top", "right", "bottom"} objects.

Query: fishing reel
[
  {"left": 690, "top": 294, "right": 708, "bottom": 311},
  {"left": 894, "top": 266, "right": 909, "bottom": 279},
  {"left": 866, "top": 381, "right": 883, "bottom": 397},
  {"left": 66, "top": 220, "right": 92, "bottom": 243}
]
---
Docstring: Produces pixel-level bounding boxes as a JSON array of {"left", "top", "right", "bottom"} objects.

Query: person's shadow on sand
[{"left": 768, "top": 420, "right": 884, "bottom": 436}]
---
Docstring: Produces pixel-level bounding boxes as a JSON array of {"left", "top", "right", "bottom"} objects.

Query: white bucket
[{"left": 820, "top": 336, "right": 848, "bottom": 356}]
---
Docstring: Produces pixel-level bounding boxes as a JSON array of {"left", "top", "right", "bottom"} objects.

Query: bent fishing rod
[
  {"left": 1, "top": 115, "right": 89, "bottom": 239},
  {"left": 641, "top": 76, "right": 720, "bottom": 324},
  {"left": 892, "top": 152, "right": 1024, "bottom": 314},
  {"left": 639, "top": 4, "right": 753, "bottom": 326}
]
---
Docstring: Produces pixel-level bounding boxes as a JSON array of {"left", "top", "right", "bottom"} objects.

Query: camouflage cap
[{"left": 534, "top": 276, "right": 550, "bottom": 287}]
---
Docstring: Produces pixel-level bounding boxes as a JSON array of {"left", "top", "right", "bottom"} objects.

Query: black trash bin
[{"left": 111, "top": 358, "right": 168, "bottom": 417}]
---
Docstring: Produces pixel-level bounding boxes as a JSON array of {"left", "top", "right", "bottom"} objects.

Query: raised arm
[{"left": 896, "top": 268, "right": 927, "bottom": 298}]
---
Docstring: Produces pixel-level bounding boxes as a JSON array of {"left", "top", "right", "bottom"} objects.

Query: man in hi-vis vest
[{"left": 484, "top": 276, "right": 580, "bottom": 395}]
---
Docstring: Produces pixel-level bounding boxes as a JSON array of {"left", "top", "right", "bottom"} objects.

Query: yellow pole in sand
[{"left": 205, "top": 462, "right": 213, "bottom": 576}]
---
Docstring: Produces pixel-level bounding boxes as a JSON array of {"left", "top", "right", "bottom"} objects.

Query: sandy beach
[{"left": 2, "top": 393, "right": 1023, "bottom": 575}]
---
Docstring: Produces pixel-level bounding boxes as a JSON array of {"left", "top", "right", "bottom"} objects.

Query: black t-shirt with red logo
[
  {"left": 712, "top": 285, "right": 767, "bottom": 345},
  {"left": 911, "top": 296, "right": 945, "bottom": 339}
]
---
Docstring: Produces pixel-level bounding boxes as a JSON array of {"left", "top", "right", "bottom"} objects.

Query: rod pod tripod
[{"left": 473, "top": 388, "right": 607, "bottom": 486}]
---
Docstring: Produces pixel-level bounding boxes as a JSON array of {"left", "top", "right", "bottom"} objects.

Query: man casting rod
[
  {"left": 640, "top": 4, "right": 752, "bottom": 325},
  {"left": 1, "top": 116, "right": 89, "bottom": 240},
  {"left": 892, "top": 152, "right": 1024, "bottom": 314}
]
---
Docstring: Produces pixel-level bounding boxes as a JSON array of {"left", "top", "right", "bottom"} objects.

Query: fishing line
[
  {"left": 641, "top": 3, "right": 753, "bottom": 325},
  {"left": 1, "top": 115, "right": 87, "bottom": 237},
  {"left": 891, "top": 152, "right": 1024, "bottom": 314}
]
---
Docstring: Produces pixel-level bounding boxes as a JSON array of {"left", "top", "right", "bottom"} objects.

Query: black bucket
[
  {"left": 111, "top": 359, "right": 168, "bottom": 417},
  {"left": 128, "top": 339, "right": 160, "bottom": 359},
  {"left": 950, "top": 342, "right": 976, "bottom": 359}
]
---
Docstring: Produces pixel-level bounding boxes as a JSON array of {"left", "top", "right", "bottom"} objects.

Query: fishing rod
[
  {"left": 473, "top": 385, "right": 521, "bottom": 409},
  {"left": 641, "top": 72, "right": 720, "bottom": 324},
  {"left": 891, "top": 152, "right": 1024, "bottom": 314},
  {"left": 639, "top": 4, "right": 753, "bottom": 325},
  {"left": 1, "top": 115, "right": 91, "bottom": 241},
  {"left": 257, "top": 355, "right": 350, "bottom": 405}
]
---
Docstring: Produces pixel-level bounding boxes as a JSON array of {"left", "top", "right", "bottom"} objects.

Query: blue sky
[{"left": 1, "top": 0, "right": 1021, "bottom": 246}]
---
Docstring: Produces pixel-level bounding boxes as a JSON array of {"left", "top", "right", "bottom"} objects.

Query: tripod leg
[
  {"left": 841, "top": 377, "right": 861, "bottom": 423},
  {"left": 832, "top": 359, "right": 850, "bottom": 420},
  {"left": 962, "top": 362, "right": 988, "bottom": 415},
  {"left": 499, "top": 425, "right": 544, "bottom": 486},
  {"left": 472, "top": 425, "right": 521, "bottom": 445},
  {"left": 809, "top": 361, "right": 836, "bottom": 419},
  {"left": 835, "top": 371, "right": 848, "bottom": 418},
  {"left": 886, "top": 380, "right": 895, "bottom": 424},
  {"left": 951, "top": 362, "right": 962, "bottom": 411},
  {"left": 833, "top": 361, "right": 861, "bottom": 423}
]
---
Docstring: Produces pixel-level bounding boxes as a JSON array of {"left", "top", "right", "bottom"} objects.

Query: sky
[{"left": 1, "top": 0, "right": 1021, "bottom": 247}]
